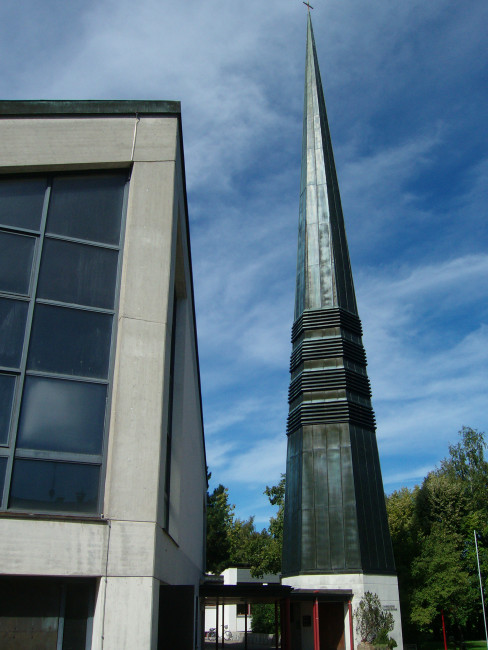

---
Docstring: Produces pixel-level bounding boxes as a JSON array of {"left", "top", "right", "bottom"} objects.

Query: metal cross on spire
[{"left": 302, "top": 1, "right": 314, "bottom": 11}]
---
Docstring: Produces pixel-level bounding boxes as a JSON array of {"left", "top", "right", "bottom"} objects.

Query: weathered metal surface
[
  {"left": 283, "top": 15, "right": 395, "bottom": 577},
  {"left": 294, "top": 15, "right": 357, "bottom": 320}
]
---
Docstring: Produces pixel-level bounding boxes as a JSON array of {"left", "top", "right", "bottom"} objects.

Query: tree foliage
[
  {"left": 206, "top": 475, "right": 285, "bottom": 577},
  {"left": 206, "top": 483, "right": 234, "bottom": 574},
  {"left": 355, "top": 591, "right": 394, "bottom": 644},
  {"left": 386, "top": 427, "right": 488, "bottom": 642},
  {"left": 251, "top": 603, "right": 279, "bottom": 634}
]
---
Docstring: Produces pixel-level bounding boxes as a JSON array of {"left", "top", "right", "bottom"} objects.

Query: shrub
[
  {"left": 251, "top": 603, "right": 279, "bottom": 634},
  {"left": 355, "top": 592, "right": 394, "bottom": 644}
]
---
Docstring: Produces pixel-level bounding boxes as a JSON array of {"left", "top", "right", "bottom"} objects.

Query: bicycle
[{"left": 207, "top": 625, "right": 233, "bottom": 641}]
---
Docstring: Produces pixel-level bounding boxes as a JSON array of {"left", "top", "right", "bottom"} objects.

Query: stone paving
[{"left": 204, "top": 641, "right": 281, "bottom": 650}]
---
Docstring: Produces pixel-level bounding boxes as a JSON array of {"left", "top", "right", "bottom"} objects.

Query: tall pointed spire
[
  {"left": 295, "top": 14, "right": 357, "bottom": 320},
  {"left": 282, "top": 15, "right": 396, "bottom": 578}
]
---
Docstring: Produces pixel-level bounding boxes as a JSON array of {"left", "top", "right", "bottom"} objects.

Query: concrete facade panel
[
  {"left": 91, "top": 576, "right": 159, "bottom": 650},
  {"left": 104, "top": 317, "right": 167, "bottom": 522},
  {"left": 154, "top": 528, "right": 203, "bottom": 586},
  {"left": 0, "top": 117, "right": 135, "bottom": 169},
  {"left": 106, "top": 520, "right": 156, "bottom": 577},
  {"left": 133, "top": 117, "right": 178, "bottom": 162},
  {"left": 0, "top": 519, "right": 107, "bottom": 576},
  {"left": 118, "top": 161, "right": 176, "bottom": 324}
]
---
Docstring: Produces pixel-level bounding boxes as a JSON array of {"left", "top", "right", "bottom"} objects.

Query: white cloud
[{"left": 2, "top": 0, "right": 487, "bottom": 521}]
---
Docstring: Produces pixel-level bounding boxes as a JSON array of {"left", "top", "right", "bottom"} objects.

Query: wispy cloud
[{"left": 1, "top": 0, "right": 487, "bottom": 522}]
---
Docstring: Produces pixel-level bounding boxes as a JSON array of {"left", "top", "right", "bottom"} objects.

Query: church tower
[{"left": 282, "top": 14, "right": 403, "bottom": 650}]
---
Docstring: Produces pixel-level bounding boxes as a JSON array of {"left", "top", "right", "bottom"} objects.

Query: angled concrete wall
[{"left": 0, "top": 106, "right": 206, "bottom": 650}]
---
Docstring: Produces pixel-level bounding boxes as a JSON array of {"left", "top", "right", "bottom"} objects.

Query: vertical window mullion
[
  {"left": 57, "top": 582, "right": 67, "bottom": 650},
  {"left": 1, "top": 180, "right": 51, "bottom": 510}
]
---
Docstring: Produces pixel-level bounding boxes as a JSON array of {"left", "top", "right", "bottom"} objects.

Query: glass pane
[
  {"left": 38, "top": 238, "right": 118, "bottom": 309},
  {"left": 47, "top": 173, "right": 125, "bottom": 245},
  {"left": 28, "top": 304, "right": 112, "bottom": 379},
  {"left": 0, "top": 176, "right": 46, "bottom": 231},
  {"left": 0, "top": 578, "right": 61, "bottom": 650},
  {"left": 0, "top": 373, "right": 16, "bottom": 444},
  {"left": 0, "top": 231, "right": 36, "bottom": 295},
  {"left": 0, "top": 456, "right": 6, "bottom": 501},
  {"left": 17, "top": 376, "right": 107, "bottom": 455},
  {"left": 0, "top": 297, "right": 28, "bottom": 368},
  {"left": 9, "top": 459, "right": 99, "bottom": 514},
  {"left": 63, "top": 583, "right": 92, "bottom": 650}
]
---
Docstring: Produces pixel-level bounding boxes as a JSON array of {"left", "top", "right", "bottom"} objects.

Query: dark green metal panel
[{"left": 282, "top": 13, "right": 397, "bottom": 578}]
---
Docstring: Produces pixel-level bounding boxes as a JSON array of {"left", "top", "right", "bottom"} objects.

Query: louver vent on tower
[{"left": 282, "top": 15, "right": 395, "bottom": 577}]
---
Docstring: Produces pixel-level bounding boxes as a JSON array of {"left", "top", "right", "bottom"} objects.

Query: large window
[
  {"left": 0, "top": 577, "right": 95, "bottom": 649},
  {"left": 0, "top": 172, "right": 127, "bottom": 515}
]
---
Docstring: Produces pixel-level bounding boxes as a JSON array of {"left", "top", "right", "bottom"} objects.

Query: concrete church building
[{"left": 0, "top": 101, "right": 207, "bottom": 649}]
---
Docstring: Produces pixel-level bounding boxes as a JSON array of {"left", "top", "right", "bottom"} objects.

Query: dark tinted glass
[
  {"left": 0, "top": 231, "right": 36, "bottom": 295},
  {"left": 9, "top": 459, "right": 99, "bottom": 513},
  {"left": 28, "top": 304, "right": 112, "bottom": 378},
  {"left": 17, "top": 376, "right": 107, "bottom": 455},
  {"left": 0, "top": 373, "right": 15, "bottom": 444},
  {"left": 63, "top": 583, "right": 92, "bottom": 650},
  {"left": 0, "top": 578, "right": 61, "bottom": 646},
  {"left": 0, "top": 457, "right": 6, "bottom": 499},
  {"left": 38, "top": 238, "right": 118, "bottom": 309},
  {"left": 47, "top": 174, "right": 125, "bottom": 245},
  {"left": 0, "top": 297, "right": 28, "bottom": 368},
  {"left": 0, "top": 177, "right": 46, "bottom": 231}
]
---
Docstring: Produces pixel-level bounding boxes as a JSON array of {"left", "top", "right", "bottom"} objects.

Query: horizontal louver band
[
  {"left": 290, "top": 337, "right": 366, "bottom": 371},
  {"left": 287, "top": 401, "right": 376, "bottom": 433},
  {"left": 288, "top": 368, "right": 371, "bottom": 402},
  {"left": 292, "top": 307, "right": 362, "bottom": 341}
]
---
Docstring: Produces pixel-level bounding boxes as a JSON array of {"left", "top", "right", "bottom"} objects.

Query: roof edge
[{"left": 0, "top": 100, "right": 180, "bottom": 117}]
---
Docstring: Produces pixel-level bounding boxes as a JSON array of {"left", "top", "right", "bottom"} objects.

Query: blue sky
[{"left": 2, "top": 0, "right": 487, "bottom": 527}]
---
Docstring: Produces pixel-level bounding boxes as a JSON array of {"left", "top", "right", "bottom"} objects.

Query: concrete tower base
[{"left": 282, "top": 574, "right": 403, "bottom": 650}]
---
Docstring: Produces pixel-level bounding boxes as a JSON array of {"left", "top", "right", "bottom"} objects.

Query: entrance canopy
[{"left": 201, "top": 582, "right": 352, "bottom": 605}]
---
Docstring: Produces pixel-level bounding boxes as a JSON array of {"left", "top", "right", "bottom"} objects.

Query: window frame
[{"left": 0, "top": 170, "right": 129, "bottom": 516}]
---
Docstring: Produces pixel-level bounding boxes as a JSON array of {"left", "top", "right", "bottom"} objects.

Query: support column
[
  {"left": 348, "top": 601, "right": 354, "bottom": 650},
  {"left": 215, "top": 597, "right": 219, "bottom": 650},
  {"left": 244, "top": 601, "right": 248, "bottom": 650},
  {"left": 284, "top": 598, "right": 291, "bottom": 650},
  {"left": 313, "top": 597, "right": 320, "bottom": 650},
  {"left": 91, "top": 577, "right": 158, "bottom": 650},
  {"left": 275, "top": 600, "right": 279, "bottom": 650}
]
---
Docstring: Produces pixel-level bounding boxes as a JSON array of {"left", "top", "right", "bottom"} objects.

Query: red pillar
[
  {"left": 348, "top": 601, "right": 354, "bottom": 650},
  {"left": 313, "top": 597, "right": 320, "bottom": 650},
  {"left": 441, "top": 609, "right": 448, "bottom": 650}
]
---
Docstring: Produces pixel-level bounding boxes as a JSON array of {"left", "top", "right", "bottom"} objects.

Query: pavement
[{"left": 204, "top": 642, "right": 281, "bottom": 650}]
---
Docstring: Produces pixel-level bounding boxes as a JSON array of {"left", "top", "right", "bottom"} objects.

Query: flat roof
[
  {"left": 200, "top": 584, "right": 353, "bottom": 605},
  {"left": 0, "top": 100, "right": 180, "bottom": 117}
]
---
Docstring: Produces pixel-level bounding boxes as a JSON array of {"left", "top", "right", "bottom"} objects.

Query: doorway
[{"left": 318, "top": 602, "right": 345, "bottom": 650}]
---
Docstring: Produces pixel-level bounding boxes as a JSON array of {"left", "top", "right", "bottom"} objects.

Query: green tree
[
  {"left": 386, "top": 486, "right": 420, "bottom": 639},
  {"left": 249, "top": 475, "right": 285, "bottom": 577},
  {"left": 410, "top": 524, "right": 473, "bottom": 638},
  {"left": 229, "top": 515, "right": 271, "bottom": 572},
  {"left": 386, "top": 428, "right": 488, "bottom": 641},
  {"left": 205, "top": 475, "right": 285, "bottom": 578},
  {"left": 206, "top": 483, "right": 233, "bottom": 574},
  {"left": 409, "top": 428, "right": 488, "bottom": 640},
  {"left": 355, "top": 592, "right": 394, "bottom": 644},
  {"left": 251, "top": 603, "right": 279, "bottom": 634}
]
